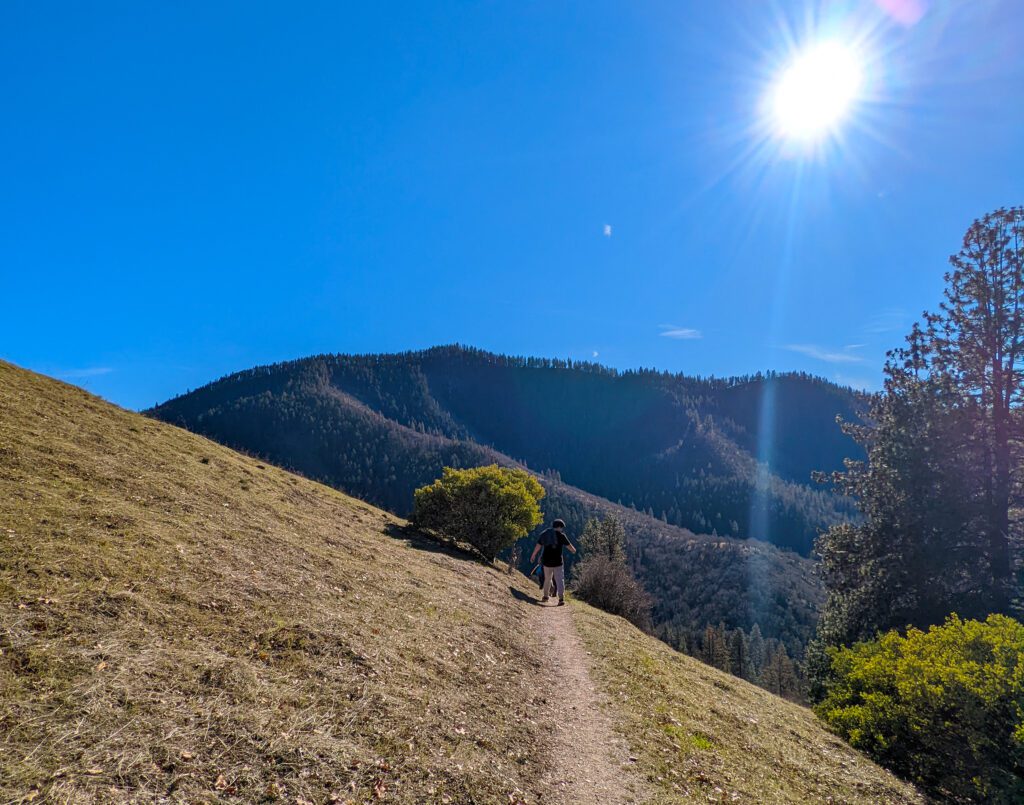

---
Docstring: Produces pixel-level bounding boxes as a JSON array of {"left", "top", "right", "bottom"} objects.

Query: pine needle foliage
[{"left": 812, "top": 208, "right": 1024, "bottom": 684}]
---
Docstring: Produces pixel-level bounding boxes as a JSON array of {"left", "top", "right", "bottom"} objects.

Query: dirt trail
[{"left": 528, "top": 599, "right": 646, "bottom": 804}]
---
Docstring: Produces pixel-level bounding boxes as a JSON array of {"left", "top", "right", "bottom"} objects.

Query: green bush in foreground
[
  {"left": 412, "top": 465, "right": 544, "bottom": 560},
  {"left": 816, "top": 614, "right": 1024, "bottom": 803}
]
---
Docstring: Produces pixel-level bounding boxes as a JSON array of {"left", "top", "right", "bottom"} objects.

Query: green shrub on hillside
[
  {"left": 815, "top": 614, "right": 1024, "bottom": 803},
  {"left": 412, "top": 465, "right": 544, "bottom": 560}
]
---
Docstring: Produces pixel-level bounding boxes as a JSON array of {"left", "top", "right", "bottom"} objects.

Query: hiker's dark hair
[{"left": 553, "top": 519, "right": 565, "bottom": 529}]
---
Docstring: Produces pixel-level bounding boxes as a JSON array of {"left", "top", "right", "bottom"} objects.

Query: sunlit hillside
[{"left": 1, "top": 360, "right": 921, "bottom": 803}]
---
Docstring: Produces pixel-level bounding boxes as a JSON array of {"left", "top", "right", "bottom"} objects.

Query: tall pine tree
[
  {"left": 811, "top": 208, "right": 1024, "bottom": 695},
  {"left": 929, "top": 207, "right": 1024, "bottom": 611}
]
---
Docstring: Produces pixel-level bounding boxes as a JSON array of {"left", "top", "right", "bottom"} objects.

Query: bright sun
[{"left": 770, "top": 41, "right": 863, "bottom": 141}]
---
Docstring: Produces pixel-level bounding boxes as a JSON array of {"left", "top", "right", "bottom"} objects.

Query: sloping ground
[
  {"left": 1, "top": 361, "right": 920, "bottom": 804},
  {"left": 573, "top": 603, "right": 927, "bottom": 804},
  {"left": 524, "top": 601, "right": 644, "bottom": 804},
  {"left": 0, "top": 362, "right": 553, "bottom": 803}
]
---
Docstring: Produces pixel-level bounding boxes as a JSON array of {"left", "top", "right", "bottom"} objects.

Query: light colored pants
[{"left": 542, "top": 565, "right": 565, "bottom": 599}]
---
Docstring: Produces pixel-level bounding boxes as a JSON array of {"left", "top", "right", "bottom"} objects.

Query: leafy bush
[
  {"left": 571, "top": 554, "right": 652, "bottom": 630},
  {"left": 412, "top": 465, "right": 544, "bottom": 560},
  {"left": 815, "top": 614, "right": 1024, "bottom": 803}
]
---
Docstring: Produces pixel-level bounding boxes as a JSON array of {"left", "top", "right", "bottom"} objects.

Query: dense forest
[
  {"left": 151, "top": 346, "right": 862, "bottom": 554},
  {"left": 665, "top": 621, "right": 805, "bottom": 701},
  {"left": 148, "top": 350, "right": 836, "bottom": 661}
]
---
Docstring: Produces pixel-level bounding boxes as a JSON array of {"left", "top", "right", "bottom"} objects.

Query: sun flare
[{"left": 769, "top": 41, "right": 863, "bottom": 141}]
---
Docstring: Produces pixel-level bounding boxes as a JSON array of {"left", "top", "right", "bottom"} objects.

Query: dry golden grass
[
  {"left": 1, "top": 361, "right": 551, "bottom": 803},
  {"left": 571, "top": 602, "right": 928, "bottom": 804},
  {"left": 1, "top": 360, "right": 925, "bottom": 804}
]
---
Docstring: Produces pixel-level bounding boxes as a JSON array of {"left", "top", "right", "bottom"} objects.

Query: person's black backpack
[{"left": 537, "top": 527, "right": 560, "bottom": 549}]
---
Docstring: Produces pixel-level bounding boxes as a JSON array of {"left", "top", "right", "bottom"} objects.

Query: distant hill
[
  {"left": 0, "top": 360, "right": 922, "bottom": 804},
  {"left": 147, "top": 346, "right": 863, "bottom": 656},
  {"left": 150, "top": 345, "right": 863, "bottom": 554}
]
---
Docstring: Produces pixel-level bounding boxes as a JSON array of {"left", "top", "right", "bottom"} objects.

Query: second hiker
[{"left": 529, "top": 518, "right": 577, "bottom": 606}]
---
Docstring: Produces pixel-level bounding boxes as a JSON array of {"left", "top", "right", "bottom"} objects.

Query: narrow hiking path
[{"left": 527, "top": 599, "right": 646, "bottom": 805}]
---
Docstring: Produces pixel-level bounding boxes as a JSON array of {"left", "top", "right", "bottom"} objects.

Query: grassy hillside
[
  {"left": 574, "top": 603, "right": 926, "bottom": 804},
  {"left": 0, "top": 361, "right": 550, "bottom": 802},
  {"left": 1, "top": 361, "right": 919, "bottom": 803}
]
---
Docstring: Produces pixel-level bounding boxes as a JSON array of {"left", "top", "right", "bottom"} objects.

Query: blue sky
[{"left": 3, "top": 1, "right": 1022, "bottom": 410}]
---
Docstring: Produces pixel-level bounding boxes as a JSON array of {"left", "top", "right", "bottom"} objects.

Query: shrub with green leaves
[
  {"left": 815, "top": 614, "right": 1024, "bottom": 803},
  {"left": 412, "top": 465, "right": 544, "bottom": 560}
]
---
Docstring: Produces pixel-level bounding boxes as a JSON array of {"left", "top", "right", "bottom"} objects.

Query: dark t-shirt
[{"left": 538, "top": 529, "right": 570, "bottom": 567}]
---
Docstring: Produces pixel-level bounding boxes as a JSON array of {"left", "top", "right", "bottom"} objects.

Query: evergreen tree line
[
  {"left": 166, "top": 342, "right": 859, "bottom": 392},
  {"left": 150, "top": 343, "right": 863, "bottom": 556},
  {"left": 809, "top": 208, "right": 1024, "bottom": 801},
  {"left": 656, "top": 621, "right": 804, "bottom": 701}
]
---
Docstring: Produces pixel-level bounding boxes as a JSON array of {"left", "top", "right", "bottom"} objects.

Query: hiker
[{"left": 529, "top": 519, "right": 576, "bottom": 605}]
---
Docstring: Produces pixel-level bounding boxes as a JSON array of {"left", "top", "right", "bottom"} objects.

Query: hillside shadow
[
  {"left": 508, "top": 586, "right": 542, "bottom": 606},
  {"left": 384, "top": 522, "right": 490, "bottom": 564}
]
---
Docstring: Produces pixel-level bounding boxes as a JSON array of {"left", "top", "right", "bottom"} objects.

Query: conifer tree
[
  {"left": 579, "top": 516, "right": 627, "bottom": 561},
  {"left": 747, "top": 624, "right": 766, "bottom": 680},
  {"left": 728, "top": 629, "right": 752, "bottom": 679},
  {"left": 761, "top": 645, "right": 800, "bottom": 700},
  {"left": 814, "top": 326, "right": 984, "bottom": 650},
  {"left": 811, "top": 208, "right": 1024, "bottom": 694},
  {"left": 715, "top": 623, "right": 732, "bottom": 671},
  {"left": 928, "top": 207, "right": 1024, "bottom": 611}
]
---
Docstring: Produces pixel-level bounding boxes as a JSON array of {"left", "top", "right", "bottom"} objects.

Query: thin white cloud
[
  {"left": 784, "top": 344, "right": 867, "bottom": 364},
  {"left": 58, "top": 367, "right": 114, "bottom": 379},
  {"left": 864, "top": 308, "right": 907, "bottom": 335},
  {"left": 843, "top": 343, "right": 866, "bottom": 350},
  {"left": 592, "top": 350, "right": 599, "bottom": 358},
  {"left": 603, "top": 224, "right": 612, "bottom": 237},
  {"left": 659, "top": 324, "right": 702, "bottom": 340}
]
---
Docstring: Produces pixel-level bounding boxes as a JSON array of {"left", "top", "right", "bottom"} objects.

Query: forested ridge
[
  {"left": 148, "top": 347, "right": 855, "bottom": 662},
  {"left": 151, "top": 345, "right": 862, "bottom": 554}
]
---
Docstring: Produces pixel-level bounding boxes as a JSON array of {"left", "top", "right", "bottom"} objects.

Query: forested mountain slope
[
  {"left": 151, "top": 345, "right": 863, "bottom": 554},
  {"left": 147, "top": 347, "right": 856, "bottom": 656},
  {"left": 0, "top": 361, "right": 921, "bottom": 803}
]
